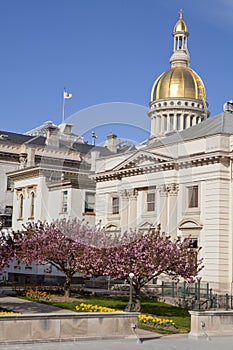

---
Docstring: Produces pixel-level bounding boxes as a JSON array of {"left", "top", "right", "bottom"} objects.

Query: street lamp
[
  {"left": 125, "top": 272, "right": 135, "bottom": 312},
  {"left": 196, "top": 275, "right": 202, "bottom": 309}
]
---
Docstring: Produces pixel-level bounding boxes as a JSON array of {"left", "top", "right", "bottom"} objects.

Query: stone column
[
  {"left": 158, "top": 184, "right": 168, "bottom": 233},
  {"left": 174, "top": 114, "right": 178, "bottom": 131},
  {"left": 167, "top": 183, "right": 179, "bottom": 239},
  {"left": 128, "top": 189, "right": 138, "bottom": 231},
  {"left": 180, "top": 115, "right": 184, "bottom": 131},
  {"left": 119, "top": 190, "right": 129, "bottom": 233},
  {"left": 150, "top": 116, "right": 156, "bottom": 138},
  {"left": 186, "top": 115, "right": 191, "bottom": 128},
  {"left": 161, "top": 115, "right": 165, "bottom": 134}
]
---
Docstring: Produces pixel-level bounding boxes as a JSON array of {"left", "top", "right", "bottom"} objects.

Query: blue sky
[{"left": 0, "top": 0, "right": 233, "bottom": 144}]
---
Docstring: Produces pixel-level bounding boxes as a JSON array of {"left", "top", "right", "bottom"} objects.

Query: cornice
[
  {"left": 7, "top": 167, "right": 41, "bottom": 181},
  {"left": 95, "top": 151, "right": 232, "bottom": 182}
]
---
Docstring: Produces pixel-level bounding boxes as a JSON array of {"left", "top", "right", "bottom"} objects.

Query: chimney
[
  {"left": 45, "top": 125, "right": 59, "bottom": 147},
  {"left": 223, "top": 100, "right": 233, "bottom": 113},
  {"left": 90, "top": 150, "right": 100, "bottom": 171},
  {"left": 59, "top": 123, "right": 73, "bottom": 135},
  {"left": 105, "top": 133, "right": 117, "bottom": 153},
  {"left": 26, "top": 147, "right": 35, "bottom": 167}
]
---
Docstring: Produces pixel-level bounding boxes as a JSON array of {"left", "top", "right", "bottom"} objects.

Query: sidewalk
[
  {"left": 1, "top": 336, "right": 233, "bottom": 350},
  {"left": 0, "top": 296, "right": 75, "bottom": 314}
]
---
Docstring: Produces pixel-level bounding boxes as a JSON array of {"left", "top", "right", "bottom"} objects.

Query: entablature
[{"left": 95, "top": 150, "right": 232, "bottom": 182}]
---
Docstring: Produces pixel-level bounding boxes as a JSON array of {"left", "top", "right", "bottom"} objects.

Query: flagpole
[
  {"left": 62, "top": 87, "right": 72, "bottom": 123},
  {"left": 62, "top": 88, "right": 66, "bottom": 123}
]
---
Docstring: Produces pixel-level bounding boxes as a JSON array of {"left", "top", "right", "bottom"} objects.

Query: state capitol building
[{"left": 1, "top": 12, "right": 233, "bottom": 294}]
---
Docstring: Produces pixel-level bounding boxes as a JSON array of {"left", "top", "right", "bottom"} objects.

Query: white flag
[{"left": 64, "top": 91, "right": 72, "bottom": 99}]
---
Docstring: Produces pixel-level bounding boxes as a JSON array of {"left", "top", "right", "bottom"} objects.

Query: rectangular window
[
  {"left": 62, "top": 190, "right": 68, "bottom": 213},
  {"left": 1, "top": 205, "right": 13, "bottom": 227},
  {"left": 6, "top": 177, "right": 13, "bottom": 191},
  {"left": 112, "top": 197, "right": 119, "bottom": 215},
  {"left": 188, "top": 186, "right": 198, "bottom": 208},
  {"left": 85, "top": 192, "right": 95, "bottom": 213},
  {"left": 147, "top": 192, "right": 155, "bottom": 212}
]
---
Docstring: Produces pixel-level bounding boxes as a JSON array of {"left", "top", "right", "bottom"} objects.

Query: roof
[
  {"left": 0, "top": 129, "right": 112, "bottom": 157},
  {"left": 63, "top": 141, "right": 113, "bottom": 156},
  {"left": 0, "top": 131, "right": 46, "bottom": 146},
  {"left": 151, "top": 67, "right": 206, "bottom": 102},
  {"left": 146, "top": 111, "right": 233, "bottom": 149},
  {"left": 174, "top": 10, "right": 188, "bottom": 33}
]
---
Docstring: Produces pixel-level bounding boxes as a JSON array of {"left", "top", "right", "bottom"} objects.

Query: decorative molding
[
  {"left": 95, "top": 151, "right": 230, "bottom": 183},
  {"left": 19, "top": 153, "right": 27, "bottom": 169},
  {"left": 119, "top": 189, "right": 138, "bottom": 199},
  {"left": 16, "top": 186, "right": 37, "bottom": 200},
  {"left": 112, "top": 150, "right": 172, "bottom": 172},
  {"left": 128, "top": 189, "right": 138, "bottom": 199},
  {"left": 179, "top": 218, "right": 203, "bottom": 230},
  {"left": 167, "top": 183, "right": 179, "bottom": 196},
  {"left": 158, "top": 184, "right": 168, "bottom": 197},
  {"left": 26, "top": 185, "right": 37, "bottom": 198},
  {"left": 119, "top": 189, "right": 129, "bottom": 199}
]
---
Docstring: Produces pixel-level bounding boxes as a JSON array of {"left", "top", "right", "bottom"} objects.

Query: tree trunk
[
  {"left": 134, "top": 284, "right": 141, "bottom": 311},
  {"left": 64, "top": 274, "right": 72, "bottom": 297}
]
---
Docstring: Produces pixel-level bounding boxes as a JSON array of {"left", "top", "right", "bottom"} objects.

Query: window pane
[
  {"left": 147, "top": 192, "right": 155, "bottom": 212},
  {"left": 19, "top": 194, "right": 23, "bottom": 218},
  {"left": 62, "top": 190, "right": 68, "bottom": 212},
  {"left": 7, "top": 177, "right": 13, "bottom": 191},
  {"left": 112, "top": 197, "right": 119, "bottom": 214},
  {"left": 30, "top": 192, "right": 35, "bottom": 217},
  {"left": 85, "top": 193, "right": 95, "bottom": 213},
  {"left": 188, "top": 186, "right": 198, "bottom": 208}
]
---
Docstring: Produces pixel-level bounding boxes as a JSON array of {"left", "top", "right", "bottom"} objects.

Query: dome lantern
[
  {"left": 148, "top": 11, "right": 209, "bottom": 141},
  {"left": 170, "top": 9, "right": 190, "bottom": 68},
  {"left": 173, "top": 9, "right": 188, "bottom": 33}
]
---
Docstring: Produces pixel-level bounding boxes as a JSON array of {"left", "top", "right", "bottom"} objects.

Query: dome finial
[{"left": 179, "top": 9, "right": 183, "bottom": 19}]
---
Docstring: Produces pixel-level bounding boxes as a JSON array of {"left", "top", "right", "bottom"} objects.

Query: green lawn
[{"left": 44, "top": 295, "right": 190, "bottom": 333}]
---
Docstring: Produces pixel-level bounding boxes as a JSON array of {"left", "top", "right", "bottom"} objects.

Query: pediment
[
  {"left": 139, "top": 221, "right": 154, "bottom": 230},
  {"left": 112, "top": 150, "right": 173, "bottom": 172},
  {"left": 105, "top": 224, "right": 118, "bottom": 230},
  {"left": 179, "top": 219, "right": 203, "bottom": 230}
]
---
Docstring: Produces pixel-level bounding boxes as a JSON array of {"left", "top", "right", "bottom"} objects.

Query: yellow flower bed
[
  {"left": 138, "top": 314, "right": 176, "bottom": 328},
  {"left": 75, "top": 303, "right": 176, "bottom": 329},
  {"left": 26, "top": 289, "right": 51, "bottom": 302},
  {"left": 0, "top": 311, "right": 21, "bottom": 315},
  {"left": 76, "top": 303, "right": 122, "bottom": 313}
]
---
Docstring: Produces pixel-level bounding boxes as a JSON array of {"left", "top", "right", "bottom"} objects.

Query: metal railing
[{"left": 159, "top": 281, "right": 233, "bottom": 310}]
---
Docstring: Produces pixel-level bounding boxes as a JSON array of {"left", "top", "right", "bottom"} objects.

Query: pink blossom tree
[
  {"left": 87, "top": 230, "right": 203, "bottom": 311},
  {"left": 3, "top": 219, "right": 202, "bottom": 306},
  {"left": 0, "top": 230, "right": 21, "bottom": 271},
  {"left": 13, "top": 220, "right": 97, "bottom": 297}
]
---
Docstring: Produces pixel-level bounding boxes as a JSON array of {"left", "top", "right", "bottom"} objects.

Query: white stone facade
[{"left": 94, "top": 113, "right": 233, "bottom": 293}]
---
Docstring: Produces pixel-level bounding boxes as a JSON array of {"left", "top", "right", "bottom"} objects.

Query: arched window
[
  {"left": 30, "top": 192, "right": 35, "bottom": 218},
  {"left": 19, "top": 194, "right": 24, "bottom": 219}
]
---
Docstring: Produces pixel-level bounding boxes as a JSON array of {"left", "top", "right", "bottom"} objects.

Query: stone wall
[
  {"left": 0, "top": 312, "right": 139, "bottom": 344},
  {"left": 189, "top": 310, "right": 233, "bottom": 338}
]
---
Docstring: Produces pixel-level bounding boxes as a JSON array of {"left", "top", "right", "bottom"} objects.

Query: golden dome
[
  {"left": 174, "top": 10, "right": 188, "bottom": 33},
  {"left": 151, "top": 67, "right": 206, "bottom": 102}
]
